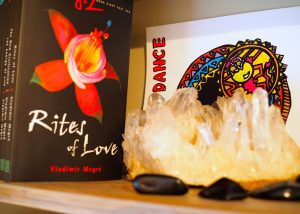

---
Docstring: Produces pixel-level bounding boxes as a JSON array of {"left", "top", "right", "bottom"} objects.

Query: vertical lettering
[
  {"left": 153, "top": 72, "right": 166, "bottom": 82},
  {"left": 152, "top": 37, "right": 167, "bottom": 93},
  {"left": 153, "top": 83, "right": 166, "bottom": 92},
  {"left": 153, "top": 59, "right": 166, "bottom": 72},
  {"left": 153, "top": 37, "right": 166, "bottom": 48},
  {"left": 153, "top": 50, "right": 165, "bottom": 59}
]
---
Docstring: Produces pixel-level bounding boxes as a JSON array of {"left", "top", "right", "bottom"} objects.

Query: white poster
[{"left": 145, "top": 6, "right": 300, "bottom": 144}]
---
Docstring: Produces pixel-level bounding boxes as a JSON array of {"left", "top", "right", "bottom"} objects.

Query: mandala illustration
[{"left": 178, "top": 39, "right": 291, "bottom": 122}]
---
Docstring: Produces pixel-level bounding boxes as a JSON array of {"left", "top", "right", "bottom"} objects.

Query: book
[
  {"left": 0, "top": 0, "right": 7, "bottom": 178},
  {"left": 144, "top": 6, "right": 300, "bottom": 145},
  {"left": 0, "top": 0, "right": 133, "bottom": 181},
  {"left": 0, "top": 0, "right": 12, "bottom": 179}
]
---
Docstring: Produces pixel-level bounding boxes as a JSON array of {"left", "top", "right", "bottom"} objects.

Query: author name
[{"left": 50, "top": 165, "right": 101, "bottom": 174}]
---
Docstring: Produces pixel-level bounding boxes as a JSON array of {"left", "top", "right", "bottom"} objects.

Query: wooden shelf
[{"left": 0, "top": 180, "right": 299, "bottom": 213}]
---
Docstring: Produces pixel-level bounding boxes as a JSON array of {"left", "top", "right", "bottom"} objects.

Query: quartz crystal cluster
[{"left": 123, "top": 88, "right": 300, "bottom": 186}]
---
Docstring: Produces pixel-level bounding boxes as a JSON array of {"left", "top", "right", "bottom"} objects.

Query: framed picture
[{"left": 145, "top": 6, "right": 300, "bottom": 144}]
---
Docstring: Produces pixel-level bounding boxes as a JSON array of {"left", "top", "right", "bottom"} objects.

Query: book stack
[{"left": 0, "top": 0, "right": 133, "bottom": 181}]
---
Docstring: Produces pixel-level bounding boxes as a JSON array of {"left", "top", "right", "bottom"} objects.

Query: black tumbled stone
[
  {"left": 250, "top": 181, "right": 300, "bottom": 201},
  {"left": 199, "top": 178, "right": 248, "bottom": 200},
  {"left": 133, "top": 174, "right": 188, "bottom": 195}
]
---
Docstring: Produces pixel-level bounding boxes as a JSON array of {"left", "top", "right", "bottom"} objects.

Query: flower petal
[
  {"left": 65, "top": 35, "right": 107, "bottom": 89},
  {"left": 32, "top": 60, "right": 72, "bottom": 92},
  {"left": 48, "top": 9, "right": 78, "bottom": 52},
  {"left": 105, "top": 61, "right": 119, "bottom": 81},
  {"left": 75, "top": 84, "right": 103, "bottom": 123}
]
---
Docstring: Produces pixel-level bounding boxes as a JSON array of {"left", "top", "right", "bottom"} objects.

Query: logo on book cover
[
  {"left": 74, "top": 0, "right": 104, "bottom": 12},
  {"left": 178, "top": 39, "right": 291, "bottom": 122},
  {"left": 31, "top": 10, "right": 119, "bottom": 123}
]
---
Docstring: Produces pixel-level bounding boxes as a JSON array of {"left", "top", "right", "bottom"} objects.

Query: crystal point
[{"left": 123, "top": 88, "right": 300, "bottom": 186}]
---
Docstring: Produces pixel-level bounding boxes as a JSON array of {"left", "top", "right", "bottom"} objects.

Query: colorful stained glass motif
[{"left": 178, "top": 39, "right": 291, "bottom": 122}]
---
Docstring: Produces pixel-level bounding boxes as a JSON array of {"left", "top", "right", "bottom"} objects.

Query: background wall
[{"left": 127, "top": 0, "right": 300, "bottom": 114}]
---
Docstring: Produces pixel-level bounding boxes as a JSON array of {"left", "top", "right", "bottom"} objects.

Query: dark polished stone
[
  {"left": 133, "top": 174, "right": 188, "bottom": 195},
  {"left": 188, "top": 184, "right": 205, "bottom": 188},
  {"left": 199, "top": 178, "right": 248, "bottom": 200},
  {"left": 250, "top": 181, "right": 300, "bottom": 201}
]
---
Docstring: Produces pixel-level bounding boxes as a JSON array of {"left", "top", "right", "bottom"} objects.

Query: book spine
[
  {"left": 0, "top": 1, "right": 4, "bottom": 180},
  {"left": 0, "top": 0, "right": 9, "bottom": 180},
  {"left": 0, "top": 0, "right": 23, "bottom": 181}
]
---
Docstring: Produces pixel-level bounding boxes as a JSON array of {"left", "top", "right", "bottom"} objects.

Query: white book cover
[{"left": 144, "top": 6, "right": 300, "bottom": 144}]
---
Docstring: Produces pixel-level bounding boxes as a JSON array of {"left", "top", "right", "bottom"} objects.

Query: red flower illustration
[{"left": 31, "top": 10, "right": 119, "bottom": 123}]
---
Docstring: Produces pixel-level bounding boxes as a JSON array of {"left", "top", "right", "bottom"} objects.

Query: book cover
[
  {"left": 144, "top": 6, "right": 300, "bottom": 145},
  {"left": 0, "top": 0, "right": 133, "bottom": 181}
]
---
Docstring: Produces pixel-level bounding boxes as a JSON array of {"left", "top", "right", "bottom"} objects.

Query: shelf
[
  {"left": 0, "top": 180, "right": 299, "bottom": 213},
  {"left": 1, "top": 1, "right": 300, "bottom": 213}
]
